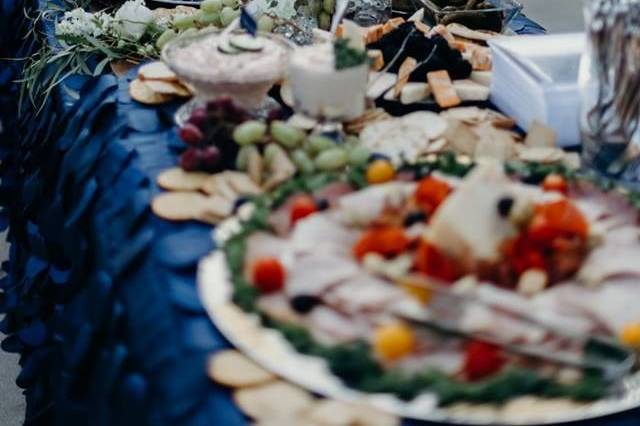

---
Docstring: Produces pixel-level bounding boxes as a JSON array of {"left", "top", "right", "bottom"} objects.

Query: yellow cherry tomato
[
  {"left": 373, "top": 323, "right": 415, "bottom": 361},
  {"left": 366, "top": 160, "right": 395, "bottom": 184},
  {"left": 620, "top": 323, "right": 640, "bottom": 349},
  {"left": 397, "top": 276, "right": 433, "bottom": 305}
]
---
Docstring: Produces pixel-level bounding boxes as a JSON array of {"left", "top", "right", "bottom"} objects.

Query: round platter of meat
[{"left": 198, "top": 156, "right": 640, "bottom": 424}]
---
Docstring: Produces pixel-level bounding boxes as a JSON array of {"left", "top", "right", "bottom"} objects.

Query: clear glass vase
[{"left": 579, "top": 0, "right": 640, "bottom": 185}]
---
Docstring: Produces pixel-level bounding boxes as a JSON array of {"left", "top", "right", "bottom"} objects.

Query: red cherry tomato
[
  {"left": 414, "top": 241, "right": 460, "bottom": 282},
  {"left": 542, "top": 174, "right": 568, "bottom": 194},
  {"left": 353, "top": 226, "right": 409, "bottom": 259},
  {"left": 289, "top": 195, "right": 318, "bottom": 225},
  {"left": 463, "top": 341, "right": 506, "bottom": 381},
  {"left": 534, "top": 199, "right": 589, "bottom": 239},
  {"left": 415, "top": 177, "right": 451, "bottom": 214},
  {"left": 252, "top": 257, "right": 286, "bottom": 293}
]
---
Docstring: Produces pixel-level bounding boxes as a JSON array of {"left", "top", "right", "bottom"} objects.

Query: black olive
[
  {"left": 497, "top": 197, "right": 514, "bottom": 218},
  {"left": 290, "top": 295, "right": 321, "bottom": 314},
  {"left": 369, "top": 153, "right": 392, "bottom": 163},
  {"left": 404, "top": 211, "right": 428, "bottom": 227},
  {"left": 315, "top": 198, "right": 330, "bottom": 211}
]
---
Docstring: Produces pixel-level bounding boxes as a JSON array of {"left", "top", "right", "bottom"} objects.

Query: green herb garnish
[{"left": 334, "top": 39, "right": 368, "bottom": 71}]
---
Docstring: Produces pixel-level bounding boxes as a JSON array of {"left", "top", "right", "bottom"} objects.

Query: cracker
[
  {"left": 446, "top": 23, "right": 497, "bottom": 42},
  {"left": 223, "top": 171, "right": 263, "bottom": 195},
  {"left": 524, "top": 120, "right": 557, "bottom": 147},
  {"left": 518, "top": 146, "right": 565, "bottom": 163},
  {"left": 382, "top": 17, "right": 405, "bottom": 35},
  {"left": 138, "top": 61, "right": 177, "bottom": 81},
  {"left": 279, "top": 81, "right": 294, "bottom": 107},
  {"left": 414, "top": 20, "right": 431, "bottom": 36},
  {"left": 394, "top": 57, "right": 417, "bottom": 97},
  {"left": 308, "top": 400, "right": 399, "bottom": 426},
  {"left": 208, "top": 350, "right": 275, "bottom": 388},
  {"left": 427, "top": 70, "right": 461, "bottom": 108},
  {"left": 444, "top": 119, "right": 477, "bottom": 155},
  {"left": 156, "top": 167, "right": 210, "bottom": 191},
  {"left": 368, "top": 49, "right": 385, "bottom": 72},
  {"left": 110, "top": 59, "right": 138, "bottom": 78},
  {"left": 234, "top": 381, "right": 314, "bottom": 421},
  {"left": 198, "top": 194, "right": 234, "bottom": 219},
  {"left": 129, "top": 79, "right": 172, "bottom": 105},
  {"left": 151, "top": 192, "right": 204, "bottom": 221},
  {"left": 144, "top": 80, "right": 191, "bottom": 97},
  {"left": 287, "top": 114, "right": 318, "bottom": 130}
]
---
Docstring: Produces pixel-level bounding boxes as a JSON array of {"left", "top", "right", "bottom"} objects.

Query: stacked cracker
[
  {"left": 152, "top": 169, "right": 261, "bottom": 224},
  {"left": 130, "top": 61, "right": 192, "bottom": 105},
  {"left": 208, "top": 350, "right": 398, "bottom": 426},
  {"left": 359, "top": 107, "right": 579, "bottom": 167}
]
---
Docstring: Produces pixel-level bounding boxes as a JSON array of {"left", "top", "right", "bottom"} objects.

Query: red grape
[
  {"left": 179, "top": 123, "right": 204, "bottom": 146},
  {"left": 200, "top": 146, "right": 221, "bottom": 171},
  {"left": 188, "top": 107, "right": 208, "bottom": 128},
  {"left": 180, "top": 147, "right": 202, "bottom": 171}
]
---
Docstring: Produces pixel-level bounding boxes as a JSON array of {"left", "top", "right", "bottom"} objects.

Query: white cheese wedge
[
  {"left": 428, "top": 163, "right": 517, "bottom": 261},
  {"left": 470, "top": 71, "right": 492, "bottom": 87},
  {"left": 452, "top": 79, "right": 490, "bottom": 101},
  {"left": 400, "top": 82, "right": 430, "bottom": 104}
]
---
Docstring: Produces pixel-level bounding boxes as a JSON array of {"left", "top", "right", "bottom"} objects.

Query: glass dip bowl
[{"left": 162, "top": 29, "right": 292, "bottom": 122}]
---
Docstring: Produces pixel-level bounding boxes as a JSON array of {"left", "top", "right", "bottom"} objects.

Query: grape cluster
[
  {"left": 178, "top": 98, "right": 251, "bottom": 172},
  {"left": 156, "top": 0, "right": 278, "bottom": 50}
]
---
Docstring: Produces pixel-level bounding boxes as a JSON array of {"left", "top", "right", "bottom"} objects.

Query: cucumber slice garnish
[
  {"left": 229, "top": 34, "right": 265, "bottom": 52},
  {"left": 218, "top": 39, "right": 241, "bottom": 54}
]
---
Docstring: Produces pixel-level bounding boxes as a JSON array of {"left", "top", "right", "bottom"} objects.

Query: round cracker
[
  {"left": 208, "top": 350, "right": 275, "bottom": 388},
  {"left": 280, "top": 81, "right": 294, "bottom": 107},
  {"left": 307, "top": 399, "right": 399, "bottom": 426},
  {"left": 234, "top": 381, "right": 314, "bottom": 421},
  {"left": 156, "top": 167, "right": 210, "bottom": 191},
  {"left": 151, "top": 191, "right": 205, "bottom": 221},
  {"left": 517, "top": 146, "right": 565, "bottom": 164},
  {"left": 138, "top": 61, "right": 178, "bottom": 81},
  {"left": 144, "top": 80, "right": 190, "bottom": 97},
  {"left": 129, "top": 79, "right": 172, "bottom": 105}
]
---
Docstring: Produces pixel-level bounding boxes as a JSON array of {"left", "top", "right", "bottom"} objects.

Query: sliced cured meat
[
  {"left": 286, "top": 253, "right": 360, "bottom": 297},
  {"left": 337, "top": 182, "right": 416, "bottom": 226},
  {"left": 290, "top": 214, "right": 359, "bottom": 255},
  {"left": 308, "top": 306, "right": 369, "bottom": 344},
  {"left": 323, "top": 274, "right": 407, "bottom": 315},
  {"left": 244, "top": 232, "right": 292, "bottom": 273},
  {"left": 578, "top": 243, "right": 640, "bottom": 286},
  {"left": 546, "top": 278, "right": 640, "bottom": 334}
]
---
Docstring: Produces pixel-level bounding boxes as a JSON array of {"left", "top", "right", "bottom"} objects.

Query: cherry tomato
[
  {"left": 289, "top": 195, "right": 318, "bottom": 225},
  {"left": 353, "top": 226, "right": 409, "bottom": 259},
  {"left": 414, "top": 176, "right": 451, "bottom": 214},
  {"left": 620, "top": 323, "right": 640, "bottom": 349},
  {"left": 366, "top": 160, "right": 396, "bottom": 184},
  {"left": 534, "top": 199, "right": 589, "bottom": 239},
  {"left": 373, "top": 323, "right": 415, "bottom": 361},
  {"left": 252, "top": 257, "right": 286, "bottom": 293},
  {"left": 542, "top": 173, "right": 568, "bottom": 194},
  {"left": 414, "top": 240, "right": 460, "bottom": 282},
  {"left": 463, "top": 341, "right": 506, "bottom": 381}
]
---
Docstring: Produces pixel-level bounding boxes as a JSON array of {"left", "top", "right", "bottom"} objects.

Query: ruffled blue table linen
[{"left": 1, "top": 1, "right": 638, "bottom": 425}]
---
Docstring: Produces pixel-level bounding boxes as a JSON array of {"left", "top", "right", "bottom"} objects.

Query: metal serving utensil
[{"left": 393, "top": 274, "right": 636, "bottom": 383}]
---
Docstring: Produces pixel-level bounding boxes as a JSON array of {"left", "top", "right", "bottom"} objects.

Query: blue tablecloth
[{"left": 1, "top": 1, "right": 639, "bottom": 425}]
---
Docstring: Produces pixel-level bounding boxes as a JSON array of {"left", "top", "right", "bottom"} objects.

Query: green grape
[
  {"left": 308, "top": 135, "right": 336, "bottom": 155},
  {"left": 314, "top": 148, "right": 348, "bottom": 171},
  {"left": 156, "top": 29, "right": 177, "bottom": 50},
  {"left": 291, "top": 150, "right": 315, "bottom": 174},
  {"left": 201, "top": 0, "right": 223, "bottom": 13},
  {"left": 197, "top": 11, "right": 220, "bottom": 26},
  {"left": 310, "top": 0, "right": 322, "bottom": 16},
  {"left": 220, "top": 7, "right": 240, "bottom": 27},
  {"left": 318, "top": 12, "right": 331, "bottom": 30},
  {"left": 270, "top": 121, "right": 305, "bottom": 148},
  {"left": 348, "top": 145, "right": 371, "bottom": 166},
  {"left": 263, "top": 144, "right": 280, "bottom": 165},
  {"left": 174, "top": 14, "right": 198, "bottom": 30},
  {"left": 222, "top": 0, "right": 239, "bottom": 7},
  {"left": 236, "top": 145, "right": 257, "bottom": 170},
  {"left": 179, "top": 28, "right": 199, "bottom": 38},
  {"left": 257, "top": 15, "right": 275, "bottom": 33},
  {"left": 344, "top": 135, "right": 360, "bottom": 147},
  {"left": 323, "top": 0, "right": 336, "bottom": 13},
  {"left": 233, "top": 121, "right": 267, "bottom": 145}
]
